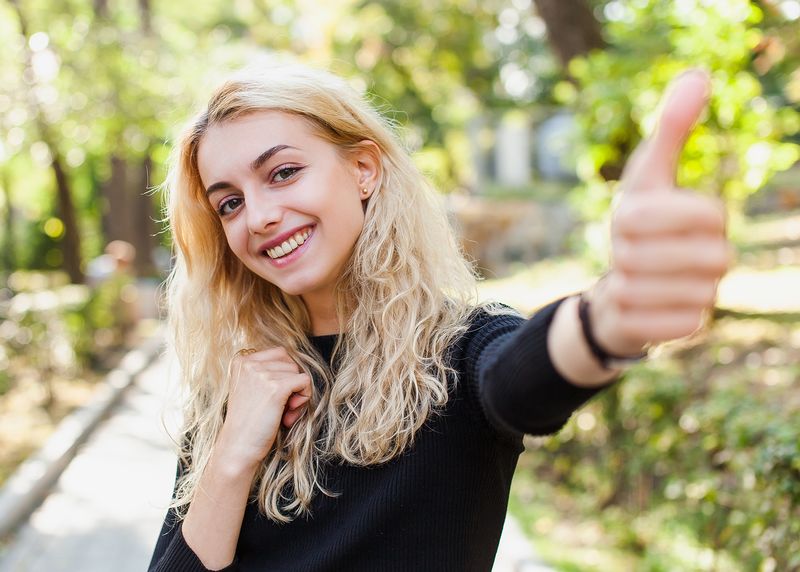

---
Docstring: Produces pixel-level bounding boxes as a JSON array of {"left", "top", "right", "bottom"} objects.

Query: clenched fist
[{"left": 589, "top": 69, "right": 732, "bottom": 357}]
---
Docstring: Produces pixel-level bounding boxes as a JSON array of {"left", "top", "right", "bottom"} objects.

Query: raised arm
[
  {"left": 549, "top": 69, "right": 730, "bottom": 387},
  {"left": 476, "top": 70, "right": 729, "bottom": 436}
]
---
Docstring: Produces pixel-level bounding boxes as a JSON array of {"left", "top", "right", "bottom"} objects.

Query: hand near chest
[{"left": 216, "top": 347, "right": 312, "bottom": 471}]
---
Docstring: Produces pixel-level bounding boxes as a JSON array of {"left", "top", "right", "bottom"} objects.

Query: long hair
[{"left": 164, "top": 63, "right": 481, "bottom": 522}]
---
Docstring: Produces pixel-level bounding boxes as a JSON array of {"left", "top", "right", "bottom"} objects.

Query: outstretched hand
[{"left": 589, "top": 69, "right": 732, "bottom": 357}]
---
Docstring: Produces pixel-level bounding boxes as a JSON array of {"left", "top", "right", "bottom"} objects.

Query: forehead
[{"left": 196, "top": 111, "right": 321, "bottom": 184}]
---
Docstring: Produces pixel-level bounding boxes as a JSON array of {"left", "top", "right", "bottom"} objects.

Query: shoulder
[
  {"left": 447, "top": 303, "right": 525, "bottom": 367},
  {"left": 460, "top": 303, "right": 525, "bottom": 353},
  {"left": 441, "top": 303, "right": 526, "bottom": 440}
]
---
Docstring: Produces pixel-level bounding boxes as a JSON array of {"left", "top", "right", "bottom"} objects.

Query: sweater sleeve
[
  {"left": 468, "top": 298, "right": 612, "bottom": 437},
  {"left": 148, "top": 461, "right": 240, "bottom": 572}
]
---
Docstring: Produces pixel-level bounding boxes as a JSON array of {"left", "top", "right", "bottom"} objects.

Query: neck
[{"left": 302, "top": 291, "right": 340, "bottom": 336}]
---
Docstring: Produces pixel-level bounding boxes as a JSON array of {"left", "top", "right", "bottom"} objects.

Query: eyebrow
[{"left": 204, "top": 144, "right": 298, "bottom": 196}]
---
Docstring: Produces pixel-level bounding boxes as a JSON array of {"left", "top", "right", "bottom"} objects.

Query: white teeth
[{"left": 265, "top": 228, "right": 313, "bottom": 259}]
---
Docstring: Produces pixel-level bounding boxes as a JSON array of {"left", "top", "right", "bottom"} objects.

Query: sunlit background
[{"left": 1, "top": 1, "right": 799, "bottom": 570}]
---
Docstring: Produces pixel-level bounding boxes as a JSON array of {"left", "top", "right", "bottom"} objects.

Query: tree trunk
[
  {"left": 94, "top": 0, "right": 109, "bottom": 18},
  {"left": 130, "top": 155, "right": 158, "bottom": 276},
  {"left": 9, "top": 0, "right": 85, "bottom": 283},
  {"left": 101, "top": 154, "right": 132, "bottom": 244},
  {"left": 533, "top": 0, "right": 606, "bottom": 70},
  {"left": 51, "top": 153, "right": 84, "bottom": 283},
  {"left": 100, "top": 154, "right": 159, "bottom": 276},
  {"left": 534, "top": 0, "right": 630, "bottom": 180},
  {"left": 1, "top": 170, "right": 15, "bottom": 273},
  {"left": 138, "top": 0, "right": 152, "bottom": 33}
]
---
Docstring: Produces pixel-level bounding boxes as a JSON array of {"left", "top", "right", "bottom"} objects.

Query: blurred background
[{"left": 0, "top": 0, "right": 799, "bottom": 570}]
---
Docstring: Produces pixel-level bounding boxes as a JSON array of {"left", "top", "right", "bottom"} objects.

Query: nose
[{"left": 245, "top": 191, "right": 283, "bottom": 235}]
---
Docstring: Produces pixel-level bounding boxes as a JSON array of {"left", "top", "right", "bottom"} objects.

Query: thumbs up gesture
[{"left": 587, "top": 69, "right": 732, "bottom": 358}]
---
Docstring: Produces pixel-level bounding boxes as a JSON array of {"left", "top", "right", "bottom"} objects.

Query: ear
[{"left": 351, "top": 140, "right": 382, "bottom": 199}]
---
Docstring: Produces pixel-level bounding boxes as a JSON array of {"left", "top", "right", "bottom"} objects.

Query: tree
[
  {"left": 7, "top": 0, "right": 85, "bottom": 283},
  {"left": 533, "top": 0, "right": 605, "bottom": 70},
  {"left": 535, "top": 0, "right": 799, "bottom": 219}
]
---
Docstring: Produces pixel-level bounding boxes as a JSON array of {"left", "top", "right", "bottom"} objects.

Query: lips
[
  {"left": 261, "top": 227, "right": 313, "bottom": 260},
  {"left": 258, "top": 224, "right": 312, "bottom": 252}
]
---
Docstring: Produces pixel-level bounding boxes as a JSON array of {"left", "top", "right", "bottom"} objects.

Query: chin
[
  {"left": 274, "top": 284, "right": 307, "bottom": 297},
  {"left": 270, "top": 278, "right": 323, "bottom": 298}
]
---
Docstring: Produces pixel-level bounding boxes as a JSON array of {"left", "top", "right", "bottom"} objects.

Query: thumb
[{"left": 621, "top": 68, "right": 711, "bottom": 193}]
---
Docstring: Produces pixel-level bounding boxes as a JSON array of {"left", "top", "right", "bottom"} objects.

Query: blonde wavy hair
[{"left": 165, "top": 63, "right": 483, "bottom": 522}]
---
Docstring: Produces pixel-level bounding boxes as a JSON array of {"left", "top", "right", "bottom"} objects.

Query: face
[{"left": 197, "top": 111, "right": 377, "bottom": 306}]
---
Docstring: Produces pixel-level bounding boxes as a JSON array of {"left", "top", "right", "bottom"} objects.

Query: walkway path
[
  {"left": 0, "top": 350, "right": 553, "bottom": 572},
  {"left": 0, "top": 353, "right": 180, "bottom": 572}
]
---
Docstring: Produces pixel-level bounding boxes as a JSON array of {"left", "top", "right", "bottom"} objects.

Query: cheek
[
  {"left": 338, "top": 201, "right": 366, "bottom": 243},
  {"left": 221, "top": 222, "right": 249, "bottom": 257}
]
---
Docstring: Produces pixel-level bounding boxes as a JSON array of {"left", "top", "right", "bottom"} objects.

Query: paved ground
[
  {"left": 0, "top": 350, "right": 553, "bottom": 572},
  {"left": 0, "top": 354, "right": 181, "bottom": 572}
]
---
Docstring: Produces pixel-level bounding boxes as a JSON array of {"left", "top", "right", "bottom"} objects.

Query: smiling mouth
[{"left": 263, "top": 227, "right": 313, "bottom": 259}]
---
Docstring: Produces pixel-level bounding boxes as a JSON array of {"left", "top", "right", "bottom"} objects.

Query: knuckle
[
  {"left": 706, "top": 194, "right": 726, "bottom": 216},
  {"left": 698, "top": 195, "right": 727, "bottom": 231},
  {"left": 712, "top": 245, "right": 731, "bottom": 273},
  {"left": 612, "top": 274, "right": 635, "bottom": 307},
  {"left": 614, "top": 204, "right": 645, "bottom": 233},
  {"left": 600, "top": 274, "right": 622, "bottom": 307},
  {"left": 616, "top": 317, "right": 642, "bottom": 345},
  {"left": 263, "top": 346, "right": 287, "bottom": 358},
  {"left": 613, "top": 240, "right": 636, "bottom": 271},
  {"left": 237, "top": 360, "right": 256, "bottom": 375}
]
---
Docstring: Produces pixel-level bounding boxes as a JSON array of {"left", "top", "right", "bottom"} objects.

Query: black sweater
[{"left": 148, "top": 299, "right": 605, "bottom": 571}]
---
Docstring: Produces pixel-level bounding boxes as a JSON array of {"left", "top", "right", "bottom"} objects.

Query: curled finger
[
  {"left": 286, "top": 392, "right": 311, "bottom": 410},
  {"left": 607, "top": 273, "right": 720, "bottom": 310},
  {"left": 613, "top": 237, "right": 731, "bottom": 276},
  {"left": 616, "top": 308, "right": 708, "bottom": 345}
]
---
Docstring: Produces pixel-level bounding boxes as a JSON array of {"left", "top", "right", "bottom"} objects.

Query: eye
[
  {"left": 272, "top": 166, "right": 302, "bottom": 183},
  {"left": 217, "top": 196, "right": 243, "bottom": 216}
]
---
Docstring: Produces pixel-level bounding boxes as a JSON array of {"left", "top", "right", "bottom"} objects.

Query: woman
[{"left": 148, "top": 64, "right": 728, "bottom": 571}]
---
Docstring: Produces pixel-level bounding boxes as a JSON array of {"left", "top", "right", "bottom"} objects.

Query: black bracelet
[{"left": 577, "top": 292, "right": 648, "bottom": 370}]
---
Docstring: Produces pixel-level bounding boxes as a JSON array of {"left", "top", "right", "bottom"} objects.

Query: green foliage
[
  {"left": 516, "top": 316, "right": 800, "bottom": 569},
  {"left": 331, "top": 0, "right": 564, "bottom": 190},
  {"left": 566, "top": 0, "right": 800, "bottom": 222},
  {"left": 3, "top": 0, "right": 800, "bottom": 276},
  {"left": 0, "top": 271, "right": 134, "bottom": 379},
  {"left": 0, "top": 0, "right": 289, "bottom": 277}
]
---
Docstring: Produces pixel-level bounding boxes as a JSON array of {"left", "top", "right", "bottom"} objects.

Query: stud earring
[{"left": 361, "top": 187, "right": 369, "bottom": 195}]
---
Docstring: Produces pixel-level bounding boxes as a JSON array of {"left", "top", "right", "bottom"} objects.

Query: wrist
[
  {"left": 213, "top": 428, "right": 266, "bottom": 478},
  {"left": 547, "top": 296, "right": 620, "bottom": 388},
  {"left": 578, "top": 291, "right": 649, "bottom": 370},
  {"left": 585, "top": 274, "right": 650, "bottom": 357}
]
